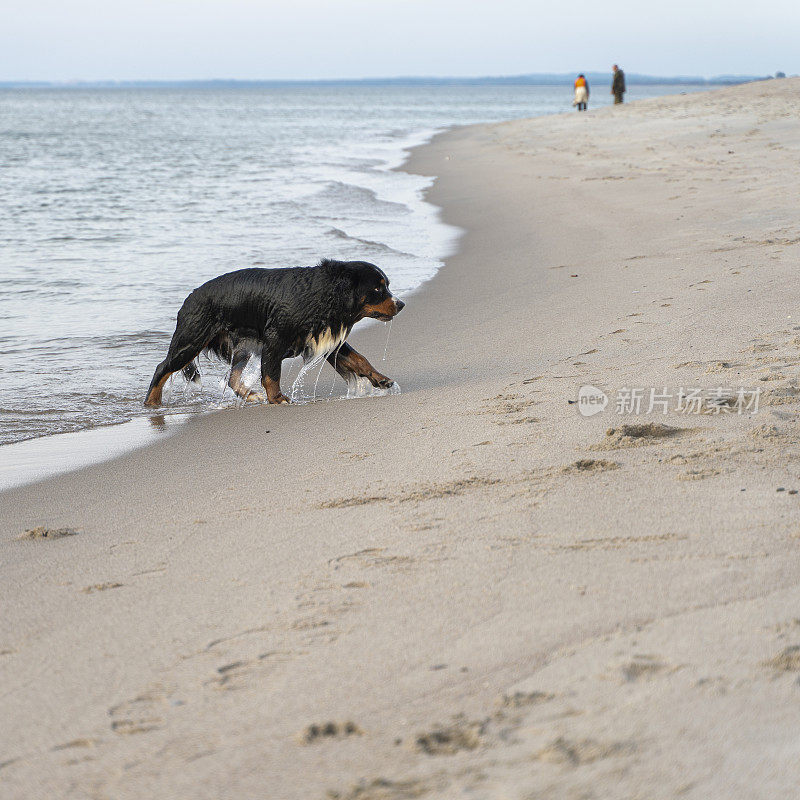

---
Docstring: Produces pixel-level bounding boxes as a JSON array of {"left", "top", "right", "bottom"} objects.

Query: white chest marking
[{"left": 305, "top": 326, "right": 348, "bottom": 358}]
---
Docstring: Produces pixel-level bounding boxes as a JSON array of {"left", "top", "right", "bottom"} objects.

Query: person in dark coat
[{"left": 612, "top": 65, "right": 626, "bottom": 104}]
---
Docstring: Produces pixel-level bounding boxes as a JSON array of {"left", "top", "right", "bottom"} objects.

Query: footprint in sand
[
  {"left": 762, "top": 384, "right": 800, "bottom": 406},
  {"left": 205, "top": 650, "right": 297, "bottom": 691},
  {"left": 618, "top": 655, "right": 668, "bottom": 682},
  {"left": 299, "top": 721, "right": 363, "bottom": 745},
  {"left": 109, "top": 690, "right": 169, "bottom": 735},
  {"left": 479, "top": 393, "right": 538, "bottom": 418},
  {"left": 677, "top": 468, "right": 720, "bottom": 481},
  {"left": 81, "top": 582, "right": 123, "bottom": 594},
  {"left": 748, "top": 423, "right": 782, "bottom": 439},
  {"left": 329, "top": 547, "right": 412, "bottom": 569},
  {"left": 494, "top": 415, "right": 539, "bottom": 426},
  {"left": 533, "top": 736, "right": 634, "bottom": 766},
  {"left": 561, "top": 459, "right": 620, "bottom": 475},
  {"left": 321, "top": 476, "right": 499, "bottom": 510},
  {"left": 498, "top": 691, "right": 555, "bottom": 709},
  {"left": 320, "top": 494, "right": 390, "bottom": 509},
  {"left": 207, "top": 660, "right": 253, "bottom": 689},
  {"left": 590, "top": 422, "right": 692, "bottom": 451},
  {"left": 764, "top": 646, "right": 800, "bottom": 672},
  {"left": 414, "top": 717, "right": 487, "bottom": 755},
  {"left": 338, "top": 451, "right": 372, "bottom": 461},
  {"left": 327, "top": 777, "right": 439, "bottom": 800},
  {"left": 556, "top": 533, "right": 684, "bottom": 553},
  {"left": 52, "top": 738, "right": 98, "bottom": 752}
]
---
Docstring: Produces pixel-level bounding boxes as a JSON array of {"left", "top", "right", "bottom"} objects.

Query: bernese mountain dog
[{"left": 144, "top": 259, "right": 405, "bottom": 407}]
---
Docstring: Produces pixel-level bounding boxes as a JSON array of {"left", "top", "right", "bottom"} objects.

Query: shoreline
[
  {"left": 0, "top": 82, "right": 707, "bottom": 453},
  {"left": 0, "top": 87, "right": 466, "bottom": 451},
  {"left": 0, "top": 122, "right": 457, "bottom": 485},
  {"left": 0, "top": 413, "right": 190, "bottom": 492},
  {"left": 3, "top": 79, "right": 800, "bottom": 798}
]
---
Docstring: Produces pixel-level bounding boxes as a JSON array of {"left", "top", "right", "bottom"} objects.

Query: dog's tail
[{"left": 182, "top": 361, "right": 201, "bottom": 383}]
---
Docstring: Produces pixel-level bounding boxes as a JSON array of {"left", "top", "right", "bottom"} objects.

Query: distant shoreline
[{"left": 0, "top": 73, "right": 780, "bottom": 89}]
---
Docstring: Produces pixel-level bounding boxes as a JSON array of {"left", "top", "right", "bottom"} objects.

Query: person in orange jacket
[{"left": 573, "top": 74, "right": 589, "bottom": 111}]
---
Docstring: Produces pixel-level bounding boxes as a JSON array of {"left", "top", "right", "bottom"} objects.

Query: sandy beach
[{"left": 2, "top": 78, "right": 800, "bottom": 799}]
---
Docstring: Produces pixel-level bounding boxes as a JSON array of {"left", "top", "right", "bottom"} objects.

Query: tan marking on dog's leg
[
  {"left": 262, "top": 376, "right": 289, "bottom": 405},
  {"left": 336, "top": 348, "right": 394, "bottom": 388},
  {"left": 228, "top": 366, "right": 264, "bottom": 401},
  {"left": 144, "top": 372, "right": 174, "bottom": 407}
]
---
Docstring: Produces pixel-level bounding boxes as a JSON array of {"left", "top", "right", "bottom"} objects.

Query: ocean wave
[
  {"left": 325, "top": 227, "right": 418, "bottom": 259},
  {"left": 0, "top": 87, "right": 468, "bottom": 452},
  {"left": 291, "top": 181, "right": 412, "bottom": 217},
  {"left": 42, "top": 233, "right": 130, "bottom": 243}
]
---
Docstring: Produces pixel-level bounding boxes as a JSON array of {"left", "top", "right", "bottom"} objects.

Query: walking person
[
  {"left": 573, "top": 74, "right": 589, "bottom": 111},
  {"left": 611, "top": 64, "right": 626, "bottom": 104}
]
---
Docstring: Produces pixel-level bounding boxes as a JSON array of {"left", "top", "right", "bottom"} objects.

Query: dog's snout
[{"left": 394, "top": 298, "right": 405, "bottom": 313}]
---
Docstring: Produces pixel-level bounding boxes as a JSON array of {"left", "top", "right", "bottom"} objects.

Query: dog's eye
[{"left": 373, "top": 287, "right": 382, "bottom": 295}]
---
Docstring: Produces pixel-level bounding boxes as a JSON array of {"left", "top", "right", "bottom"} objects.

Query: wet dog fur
[{"left": 144, "top": 259, "right": 404, "bottom": 407}]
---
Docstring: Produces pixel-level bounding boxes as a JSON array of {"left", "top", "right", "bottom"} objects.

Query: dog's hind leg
[
  {"left": 145, "top": 325, "right": 216, "bottom": 407},
  {"left": 145, "top": 346, "right": 206, "bottom": 407},
  {"left": 327, "top": 342, "right": 395, "bottom": 389},
  {"left": 228, "top": 349, "right": 263, "bottom": 402}
]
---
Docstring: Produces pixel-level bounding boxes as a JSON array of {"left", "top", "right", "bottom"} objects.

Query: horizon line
[{"left": 0, "top": 71, "right": 785, "bottom": 89}]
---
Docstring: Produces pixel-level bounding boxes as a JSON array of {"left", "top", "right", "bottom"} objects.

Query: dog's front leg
[
  {"left": 327, "top": 342, "right": 394, "bottom": 389},
  {"left": 260, "top": 338, "right": 290, "bottom": 404}
]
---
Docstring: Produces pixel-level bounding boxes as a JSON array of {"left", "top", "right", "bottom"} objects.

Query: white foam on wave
[{"left": 301, "top": 127, "right": 462, "bottom": 299}]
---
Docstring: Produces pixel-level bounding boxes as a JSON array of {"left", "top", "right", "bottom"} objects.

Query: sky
[{"left": 2, "top": 0, "right": 798, "bottom": 82}]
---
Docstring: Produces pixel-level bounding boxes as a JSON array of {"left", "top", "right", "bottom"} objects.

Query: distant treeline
[{"left": 0, "top": 73, "right": 785, "bottom": 89}]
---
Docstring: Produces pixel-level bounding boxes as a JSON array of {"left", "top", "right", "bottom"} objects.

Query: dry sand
[{"left": 2, "top": 79, "right": 800, "bottom": 799}]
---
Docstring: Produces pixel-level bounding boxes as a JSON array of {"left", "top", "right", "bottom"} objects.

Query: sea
[{"left": 0, "top": 83, "right": 702, "bottom": 451}]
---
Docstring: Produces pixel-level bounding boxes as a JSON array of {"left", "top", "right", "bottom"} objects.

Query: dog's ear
[
  {"left": 342, "top": 262, "right": 386, "bottom": 291},
  {"left": 337, "top": 268, "right": 362, "bottom": 316},
  {"left": 336, "top": 262, "right": 385, "bottom": 317}
]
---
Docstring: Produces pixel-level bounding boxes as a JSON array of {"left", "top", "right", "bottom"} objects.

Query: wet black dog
[{"left": 144, "top": 260, "right": 404, "bottom": 407}]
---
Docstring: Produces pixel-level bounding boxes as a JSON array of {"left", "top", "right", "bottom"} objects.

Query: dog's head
[{"left": 343, "top": 261, "right": 405, "bottom": 322}]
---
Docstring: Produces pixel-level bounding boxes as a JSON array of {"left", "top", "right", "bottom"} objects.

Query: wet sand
[{"left": 2, "top": 78, "right": 800, "bottom": 799}]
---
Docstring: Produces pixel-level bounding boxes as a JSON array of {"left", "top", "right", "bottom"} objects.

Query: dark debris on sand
[{"left": 18, "top": 526, "right": 79, "bottom": 541}]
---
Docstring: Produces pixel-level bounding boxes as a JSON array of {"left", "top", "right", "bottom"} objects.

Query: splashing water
[
  {"left": 346, "top": 375, "right": 401, "bottom": 400},
  {"left": 328, "top": 340, "right": 347, "bottom": 400},
  {"left": 239, "top": 354, "right": 264, "bottom": 403},
  {"left": 211, "top": 352, "right": 265, "bottom": 405},
  {"left": 220, "top": 355, "right": 234, "bottom": 400},
  {"left": 289, "top": 354, "right": 328, "bottom": 403},
  {"left": 382, "top": 319, "right": 393, "bottom": 362},
  {"left": 169, "top": 338, "right": 400, "bottom": 408}
]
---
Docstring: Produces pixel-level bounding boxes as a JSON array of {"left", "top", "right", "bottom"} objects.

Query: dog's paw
[
  {"left": 268, "top": 393, "right": 290, "bottom": 405},
  {"left": 370, "top": 375, "right": 395, "bottom": 389}
]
